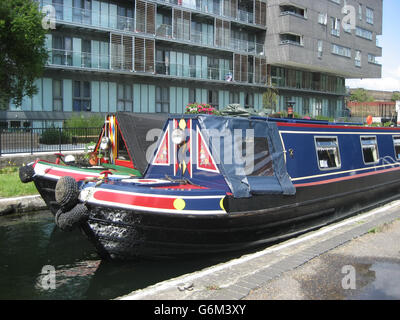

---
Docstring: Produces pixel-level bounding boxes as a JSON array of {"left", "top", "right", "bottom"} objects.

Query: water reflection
[
  {"left": 351, "top": 262, "right": 400, "bottom": 300},
  {"left": 0, "top": 211, "right": 241, "bottom": 300}
]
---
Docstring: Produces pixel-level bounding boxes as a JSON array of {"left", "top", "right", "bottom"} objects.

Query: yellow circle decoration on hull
[
  {"left": 220, "top": 198, "right": 226, "bottom": 211},
  {"left": 174, "top": 198, "right": 186, "bottom": 211}
]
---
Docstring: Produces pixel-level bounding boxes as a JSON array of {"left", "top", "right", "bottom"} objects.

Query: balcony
[
  {"left": 280, "top": 34, "right": 304, "bottom": 47},
  {"left": 49, "top": 49, "right": 110, "bottom": 70},
  {"left": 40, "top": 1, "right": 136, "bottom": 33},
  {"left": 279, "top": 5, "right": 307, "bottom": 19}
]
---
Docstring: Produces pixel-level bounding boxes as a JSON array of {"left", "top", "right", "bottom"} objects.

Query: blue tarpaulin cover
[{"left": 197, "top": 115, "right": 296, "bottom": 198}]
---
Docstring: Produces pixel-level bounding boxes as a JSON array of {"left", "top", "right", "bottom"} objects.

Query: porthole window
[
  {"left": 361, "top": 136, "right": 379, "bottom": 164},
  {"left": 315, "top": 137, "right": 341, "bottom": 170}
]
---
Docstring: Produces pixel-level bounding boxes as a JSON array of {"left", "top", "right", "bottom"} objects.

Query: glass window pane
[
  {"left": 53, "top": 80, "right": 62, "bottom": 97},
  {"left": 125, "top": 85, "right": 132, "bottom": 100},
  {"left": 118, "top": 84, "right": 124, "bottom": 99},
  {"left": 83, "top": 81, "right": 90, "bottom": 97},
  {"left": 74, "top": 81, "right": 81, "bottom": 97}
]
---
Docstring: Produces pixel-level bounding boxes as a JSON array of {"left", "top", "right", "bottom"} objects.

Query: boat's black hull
[
  {"left": 80, "top": 169, "right": 400, "bottom": 260},
  {"left": 34, "top": 178, "right": 59, "bottom": 215}
]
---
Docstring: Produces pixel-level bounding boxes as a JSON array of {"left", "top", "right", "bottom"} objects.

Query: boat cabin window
[
  {"left": 244, "top": 137, "right": 274, "bottom": 176},
  {"left": 393, "top": 136, "right": 400, "bottom": 160},
  {"left": 315, "top": 137, "right": 341, "bottom": 170},
  {"left": 361, "top": 136, "right": 379, "bottom": 164}
]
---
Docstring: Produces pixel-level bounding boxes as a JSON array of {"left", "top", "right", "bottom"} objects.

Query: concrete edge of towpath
[{"left": 0, "top": 195, "right": 46, "bottom": 216}]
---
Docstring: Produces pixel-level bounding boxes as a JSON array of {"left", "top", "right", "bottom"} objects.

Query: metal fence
[{"left": 0, "top": 127, "right": 101, "bottom": 156}]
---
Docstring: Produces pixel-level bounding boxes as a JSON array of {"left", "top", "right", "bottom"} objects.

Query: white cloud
[
  {"left": 346, "top": 63, "right": 400, "bottom": 92},
  {"left": 346, "top": 77, "right": 400, "bottom": 91}
]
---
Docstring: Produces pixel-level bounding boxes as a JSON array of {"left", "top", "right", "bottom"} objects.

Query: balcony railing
[
  {"left": 49, "top": 49, "right": 110, "bottom": 70},
  {"left": 47, "top": 48, "right": 268, "bottom": 85},
  {"left": 40, "top": 1, "right": 136, "bottom": 33},
  {"left": 155, "top": 61, "right": 266, "bottom": 84}
]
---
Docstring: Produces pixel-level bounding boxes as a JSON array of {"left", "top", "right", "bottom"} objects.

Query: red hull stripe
[
  {"left": 277, "top": 122, "right": 400, "bottom": 131},
  {"left": 46, "top": 168, "right": 99, "bottom": 180},
  {"left": 154, "top": 184, "right": 209, "bottom": 190},
  {"left": 294, "top": 166, "right": 400, "bottom": 188},
  {"left": 93, "top": 190, "right": 175, "bottom": 210}
]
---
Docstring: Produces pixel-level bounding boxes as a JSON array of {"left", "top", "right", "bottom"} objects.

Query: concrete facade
[{"left": 266, "top": 0, "right": 382, "bottom": 78}]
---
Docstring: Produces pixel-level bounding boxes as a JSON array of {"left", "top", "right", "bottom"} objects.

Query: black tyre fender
[
  {"left": 55, "top": 176, "right": 79, "bottom": 212},
  {"left": 55, "top": 203, "right": 89, "bottom": 231},
  {"left": 19, "top": 165, "right": 35, "bottom": 183}
]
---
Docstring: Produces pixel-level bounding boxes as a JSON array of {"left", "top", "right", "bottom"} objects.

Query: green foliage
[
  {"left": 349, "top": 88, "right": 375, "bottom": 103},
  {"left": 0, "top": 167, "right": 38, "bottom": 197},
  {"left": 0, "top": 0, "right": 49, "bottom": 107},
  {"left": 391, "top": 92, "right": 400, "bottom": 102},
  {"left": 65, "top": 114, "right": 105, "bottom": 129},
  {"left": 262, "top": 87, "right": 279, "bottom": 111},
  {"left": 40, "top": 127, "right": 71, "bottom": 145}
]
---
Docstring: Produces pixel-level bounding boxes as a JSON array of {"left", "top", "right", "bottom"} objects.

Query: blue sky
[{"left": 347, "top": 0, "right": 400, "bottom": 91}]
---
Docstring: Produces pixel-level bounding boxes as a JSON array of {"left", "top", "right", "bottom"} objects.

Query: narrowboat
[
  {"left": 19, "top": 113, "right": 166, "bottom": 214},
  {"left": 19, "top": 113, "right": 400, "bottom": 260}
]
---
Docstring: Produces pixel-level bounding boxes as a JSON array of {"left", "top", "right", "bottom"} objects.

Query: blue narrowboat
[{"left": 20, "top": 112, "right": 400, "bottom": 260}]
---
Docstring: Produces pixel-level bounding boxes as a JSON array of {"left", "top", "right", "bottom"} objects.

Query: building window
[
  {"left": 73, "top": 0, "right": 91, "bottom": 25},
  {"left": 156, "top": 86, "right": 169, "bottom": 113},
  {"left": 355, "top": 50, "right": 361, "bottom": 67},
  {"left": 52, "top": 36, "right": 72, "bottom": 66},
  {"left": 73, "top": 81, "right": 91, "bottom": 112},
  {"left": 10, "top": 121, "right": 21, "bottom": 128},
  {"left": 361, "top": 136, "right": 379, "bottom": 164},
  {"left": 356, "top": 27, "right": 373, "bottom": 41},
  {"left": 318, "top": 12, "right": 327, "bottom": 25},
  {"left": 53, "top": 79, "right": 63, "bottom": 111},
  {"left": 244, "top": 93, "right": 254, "bottom": 109},
  {"left": 368, "top": 54, "right": 379, "bottom": 65},
  {"left": 303, "top": 97, "right": 310, "bottom": 115},
  {"left": 81, "top": 39, "right": 91, "bottom": 68},
  {"left": 358, "top": 3, "right": 363, "bottom": 21},
  {"left": 332, "top": 44, "right": 351, "bottom": 58},
  {"left": 366, "top": 7, "right": 374, "bottom": 24},
  {"left": 317, "top": 40, "right": 323, "bottom": 58},
  {"left": 315, "top": 98, "right": 322, "bottom": 116},
  {"left": 189, "top": 88, "right": 196, "bottom": 103},
  {"left": 53, "top": 0, "right": 63, "bottom": 20},
  {"left": 230, "top": 92, "right": 240, "bottom": 104},
  {"left": 208, "top": 90, "right": 219, "bottom": 109},
  {"left": 315, "top": 137, "right": 341, "bottom": 170},
  {"left": 117, "top": 84, "right": 133, "bottom": 112},
  {"left": 156, "top": 49, "right": 169, "bottom": 75},
  {"left": 331, "top": 17, "right": 340, "bottom": 37}
]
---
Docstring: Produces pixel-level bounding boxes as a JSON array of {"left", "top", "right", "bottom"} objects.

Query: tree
[
  {"left": 349, "top": 88, "right": 374, "bottom": 103},
  {"left": 391, "top": 92, "right": 400, "bottom": 102},
  {"left": 262, "top": 86, "right": 279, "bottom": 112},
  {"left": 0, "top": 0, "right": 48, "bottom": 107}
]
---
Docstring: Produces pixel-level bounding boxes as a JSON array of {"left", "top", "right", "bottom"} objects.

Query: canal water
[{"left": 0, "top": 210, "right": 241, "bottom": 300}]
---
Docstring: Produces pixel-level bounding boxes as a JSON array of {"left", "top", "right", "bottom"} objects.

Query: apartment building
[{"left": 0, "top": 0, "right": 382, "bottom": 128}]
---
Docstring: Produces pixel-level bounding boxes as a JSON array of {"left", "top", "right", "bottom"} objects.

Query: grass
[{"left": 0, "top": 167, "right": 38, "bottom": 198}]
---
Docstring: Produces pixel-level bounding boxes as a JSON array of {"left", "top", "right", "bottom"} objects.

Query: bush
[
  {"left": 65, "top": 114, "right": 105, "bottom": 129},
  {"left": 40, "top": 127, "right": 71, "bottom": 145}
]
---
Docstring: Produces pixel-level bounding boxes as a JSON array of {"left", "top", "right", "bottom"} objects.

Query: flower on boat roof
[{"left": 185, "top": 103, "right": 220, "bottom": 115}]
